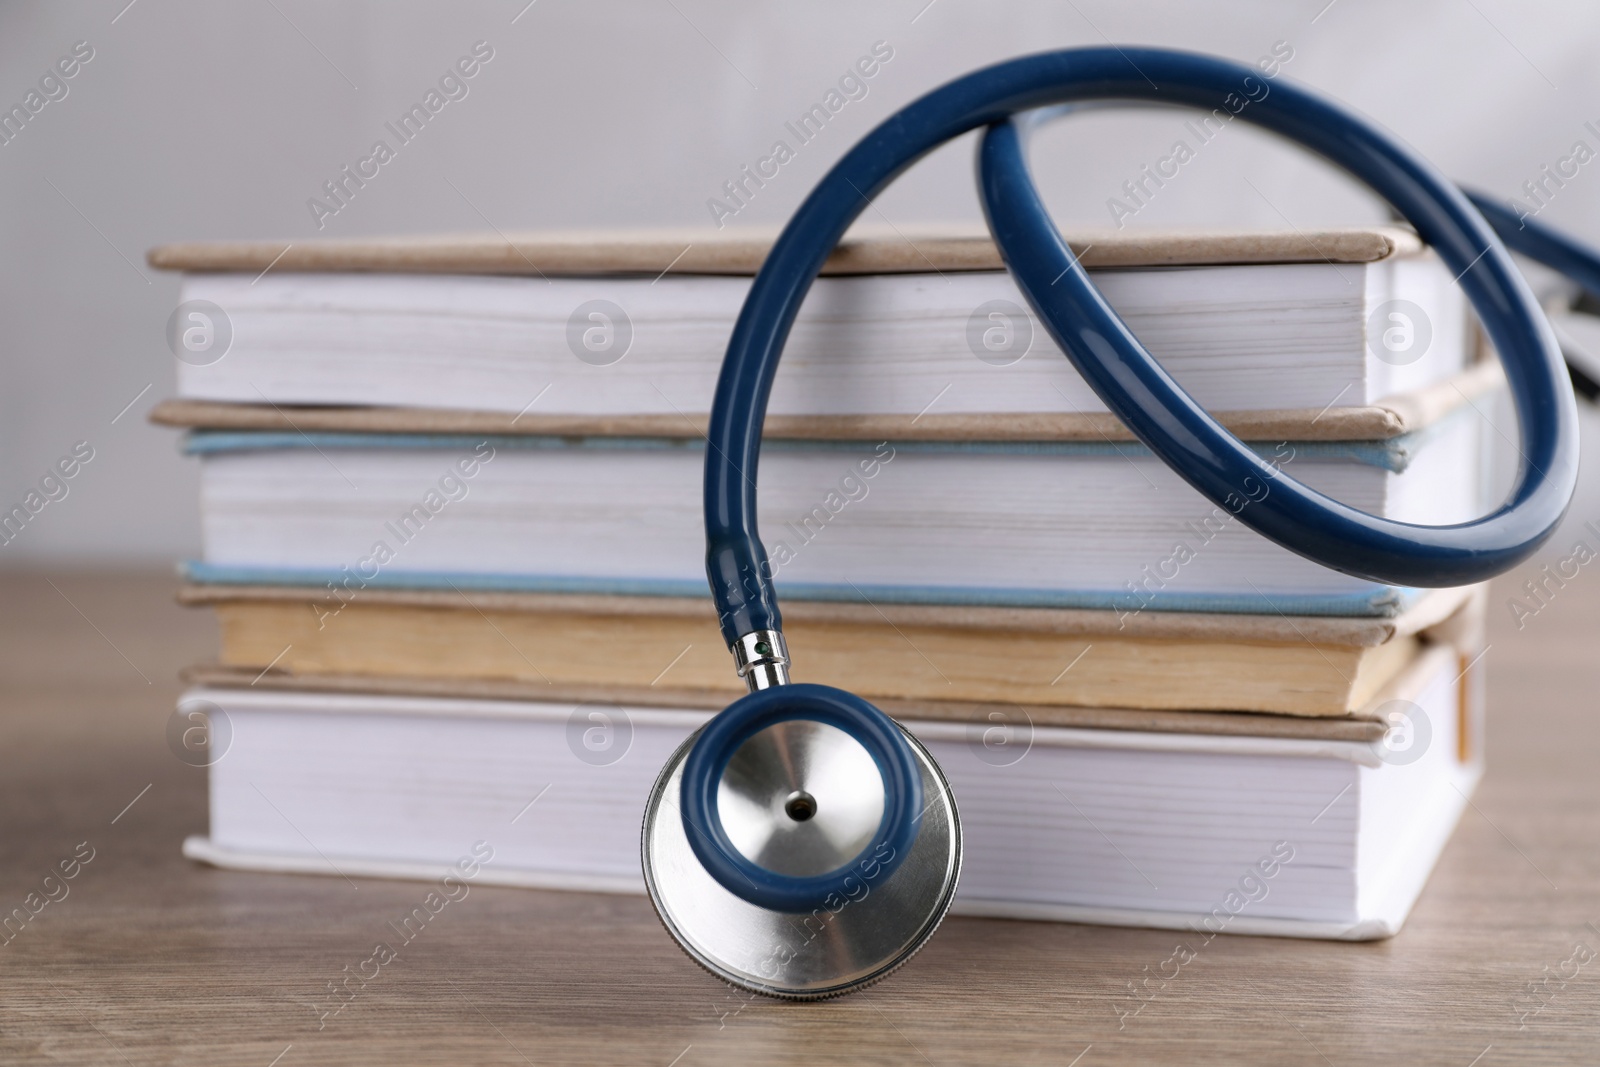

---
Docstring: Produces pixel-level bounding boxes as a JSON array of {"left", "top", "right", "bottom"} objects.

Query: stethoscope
[{"left": 641, "top": 47, "right": 1594, "bottom": 999}]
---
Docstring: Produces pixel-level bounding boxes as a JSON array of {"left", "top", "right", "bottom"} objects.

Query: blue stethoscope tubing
[
  {"left": 672, "top": 48, "right": 1585, "bottom": 927},
  {"left": 1465, "top": 189, "right": 1600, "bottom": 309},
  {"left": 706, "top": 47, "right": 1579, "bottom": 647}
]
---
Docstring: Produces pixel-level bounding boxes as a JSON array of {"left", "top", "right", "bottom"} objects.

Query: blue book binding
[{"left": 180, "top": 422, "right": 1464, "bottom": 618}]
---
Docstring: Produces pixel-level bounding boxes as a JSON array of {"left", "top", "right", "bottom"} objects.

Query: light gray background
[{"left": 2, "top": 0, "right": 1598, "bottom": 565}]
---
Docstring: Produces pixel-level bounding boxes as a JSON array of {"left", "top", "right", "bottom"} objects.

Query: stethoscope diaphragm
[{"left": 641, "top": 686, "right": 961, "bottom": 999}]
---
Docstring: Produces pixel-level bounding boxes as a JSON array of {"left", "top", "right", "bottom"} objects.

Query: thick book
[
  {"left": 177, "top": 398, "right": 1491, "bottom": 616},
  {"left": 149, "top": 226, "right": 1472, "bottom": 422},
  {"left": 179, "top": 643, "right": 1483, "bottom": 940},
  {"left": 177, "top": 583, "right": 1483, "bottom": 717}
]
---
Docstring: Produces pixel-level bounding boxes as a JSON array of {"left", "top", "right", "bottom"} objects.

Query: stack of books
[{"left": 151, "top": 224, "right": 1494, "bottom": 939}]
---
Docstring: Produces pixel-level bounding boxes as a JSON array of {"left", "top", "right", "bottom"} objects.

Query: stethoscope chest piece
[{"left": 642, "top": 683, "right": 961, "bottom": 999}]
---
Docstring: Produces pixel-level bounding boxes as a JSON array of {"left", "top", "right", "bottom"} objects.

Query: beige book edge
[{"left": 180, "top": 584, "right": 1485, "bottom": 719}]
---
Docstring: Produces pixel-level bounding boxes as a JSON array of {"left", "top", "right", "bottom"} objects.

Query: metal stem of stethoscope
[{"left": 642, "top": 46, "right": 1591, "bottom": 1000}]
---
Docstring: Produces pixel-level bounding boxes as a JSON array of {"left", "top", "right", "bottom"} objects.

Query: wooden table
[{"left": 2, "top": 568, "right": 1596, "bottom": 1066}]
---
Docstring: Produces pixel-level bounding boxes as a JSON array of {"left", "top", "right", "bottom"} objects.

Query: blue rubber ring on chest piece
[{"left": 679, "top": 683, "right": 923, "bottom": 914}]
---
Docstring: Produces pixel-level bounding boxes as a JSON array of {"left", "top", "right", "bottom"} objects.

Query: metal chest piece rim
[{"left": 641, "top": 701, "right": 962, "bottom": 1000}]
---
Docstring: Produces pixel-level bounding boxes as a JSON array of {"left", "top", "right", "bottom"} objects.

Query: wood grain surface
[{"left": 1, "top": 568, "right": 1596, "bottom": 1066}]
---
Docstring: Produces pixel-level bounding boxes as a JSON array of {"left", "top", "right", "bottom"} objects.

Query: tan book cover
[
  {"left": 148, "top": 359, "right": 1502, "bottom": 445},
  {"left": 179, "top": 582, "right": 1480, "bottom": 718},
  {"left": 184, "top": 642, "right": 1477, "bottom": 745},
  {"left": 147, "top": 224, "right": 1423, "bottom": 278}
]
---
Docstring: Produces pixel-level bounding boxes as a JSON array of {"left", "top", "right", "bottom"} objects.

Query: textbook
[
  {"left": 150, "top": 226, "right": 1471, "bottom": 423},
  {"left": 176, "top": 400, "right": 1491, "bottom": 617},
  {"left": 180, "top": 643, "right": 1483, "bottom": 941},
  {"left": 177, "top": 583, "right": 1482, "bottom": 717}
]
